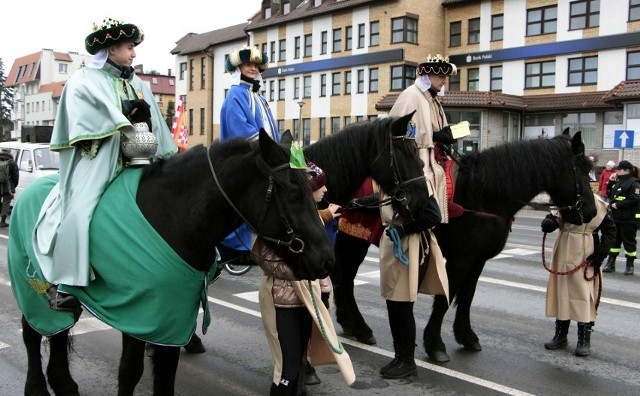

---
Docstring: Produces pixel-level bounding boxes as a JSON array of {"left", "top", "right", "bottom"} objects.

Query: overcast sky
[{"left": 1, "top": 0, "right": 259, "bottom": 74}]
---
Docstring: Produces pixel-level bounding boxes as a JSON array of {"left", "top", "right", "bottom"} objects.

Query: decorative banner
[{"left": 171, "top": 98, "right": 188, "bottom": 152}]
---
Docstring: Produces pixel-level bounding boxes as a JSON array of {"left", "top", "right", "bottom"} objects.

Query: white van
[{"left": 0, "top": 141, "right": 60, "bottom": 201}]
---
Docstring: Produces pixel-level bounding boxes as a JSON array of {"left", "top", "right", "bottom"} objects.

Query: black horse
[
  {"left": 10, "top": 131, "right": 335, "bottom": 396},
  {"left": 304, "top": 112, "right": 430, "bottom": 227},
  {"left": 331, "top": 130, "right": 597, "bottom": 361}
]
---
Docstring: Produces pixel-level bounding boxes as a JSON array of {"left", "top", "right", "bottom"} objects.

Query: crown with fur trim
[
  {"left": 417, "top": 54, "right": 457, "bottom": 76},
  {"left": 85, "top": 18, "right": 144, "bottom": 55},
  {"left": 225, "top": 46, "right": 269, "bottom": 72}
]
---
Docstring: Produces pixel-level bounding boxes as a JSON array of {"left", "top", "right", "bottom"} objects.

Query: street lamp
[{"left": 297, "top": 100, "right": 305, "bottom": 146}]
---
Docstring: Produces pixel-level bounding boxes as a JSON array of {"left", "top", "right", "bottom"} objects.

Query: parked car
[{"left": 0, "top": 141, "right": 60, "bottom": 201}]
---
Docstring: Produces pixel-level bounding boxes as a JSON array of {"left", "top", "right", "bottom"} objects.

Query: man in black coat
[
  {"left": 0, "top": 148, "right": 20, "bottom": 227},
  {"left": 603, "top": 160, "right": 640, "bottom": 275}
]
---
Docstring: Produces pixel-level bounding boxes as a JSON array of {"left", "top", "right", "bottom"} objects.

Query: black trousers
[
  {"left": 612, "top": 221, "right": 638, "bottom": 257},
  {"left": 275, "top": 307, "right": 312, "bottom": 383}
]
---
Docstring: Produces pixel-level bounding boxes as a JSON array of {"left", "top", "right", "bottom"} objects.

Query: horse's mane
[
  {"left": 304, "top": 118, "right": 391, "bottom": 203},
  {"left": 457, "top": 134, "right": 577, "bottom": 203}
]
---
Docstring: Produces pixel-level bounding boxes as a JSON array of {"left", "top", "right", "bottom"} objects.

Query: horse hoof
[
  {"left": 463, "top": 342, "right": 482, "bottom": 352},
  {"left": 356, "top": 333, "right": 377, "bottom": 345},
  {"left": 427, "top": 350, "right": 450, "bottom": 362}
]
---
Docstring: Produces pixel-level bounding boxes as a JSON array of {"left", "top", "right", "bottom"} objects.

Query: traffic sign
[{"left": 614, "top": 130, "right": 635, "bottom": 148}]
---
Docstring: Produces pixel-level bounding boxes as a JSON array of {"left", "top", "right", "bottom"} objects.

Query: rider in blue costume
[{"left": 218, "top": 46, "right": 280, "bottom": 262}]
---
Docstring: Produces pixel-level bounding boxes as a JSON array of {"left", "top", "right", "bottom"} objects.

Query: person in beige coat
[
  {"left": 257, "top": 163, "right": 354, "bottom": 395},
  {"left": 377, "top": 183, "right": 448, "bottom": 379},
  {"left": 541, "top": 194, "right": 615, "bottom": 356},
  {"left": 388, "top": 54, "right": 458, "bottom": 223}
]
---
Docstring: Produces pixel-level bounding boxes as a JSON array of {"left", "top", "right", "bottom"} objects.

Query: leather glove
[
  {"left": 385, "top": 224, "right": 406, "bottom": 239},
  {"left": 122, "top": 99, "right": 152, "bottom": 128},
  {"left": 587, "top": 252, "right": 606, "bottom": 271},
  {"left": 346, "top": 193, "right": 379, "bottom": 209},
  {"left": 432, "top": 126, "right": 457, "bottom": 145},
  {"left": 541, "top": 214, "right": 559, "bottom": 233}
]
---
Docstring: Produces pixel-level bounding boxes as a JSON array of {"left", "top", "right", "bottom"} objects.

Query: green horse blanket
[{"left": 9, "top": 169, "right": 212, "bottom": 345}]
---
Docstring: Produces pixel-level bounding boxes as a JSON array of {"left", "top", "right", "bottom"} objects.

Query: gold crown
[
  {"left": 92, "top": 18, "right": 126, "bottom": 32},
  {"left": 426, "top": 54, "right": 449, "bottom": 63}
]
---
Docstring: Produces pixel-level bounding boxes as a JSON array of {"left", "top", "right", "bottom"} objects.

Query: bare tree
[{"left": 0, "top": 58, "right": 15, "bottom": 141}]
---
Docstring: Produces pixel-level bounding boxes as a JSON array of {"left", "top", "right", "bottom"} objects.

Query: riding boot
[
  {"left": 47, "top": 285, "right": 80, "bottom": 312},
  {"left": 304, "top": 361, "right": 321, "bottom": 385},
  {"left": 381, "top": 300, "right": 417, "bottom": 379},
  {"left": 544, "top": 319, "right": 570, "bottom": 350},
  {"left": 379, "top": 342, "right": 400, "bottom": 375},
  {"left": 0, "top": 215, "right": 7, "bottom": 227},
  {"left": 602, "top": 255, "right": 617, "bottom": 273},
  {"left": 624, "top": 256, "right": 635, "bottom": 276},
  {"left": 270, "top": 378, "right": 297, "bottom": 396},
  {"left": 382, "top": 341, "right": 417, "bottom": 379},
  {"left": 575, "top": 322, "right": 592, "bottom": 357},
  {"left": 183, "top": 333, "right": 206, "bottom": 353}
]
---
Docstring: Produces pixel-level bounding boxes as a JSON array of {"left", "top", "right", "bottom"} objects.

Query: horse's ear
[
  {"left": 562, "top": 127, "right": 570, "bottom": 136},
  {"left": 281, "top": 129, "right": 293, "bottom": 145},
  {"left": 391, "top": 110, "right": 416, "bottom": 137},
  {"left": 571, "top": 131, "right": 584, "bottom": 155}
]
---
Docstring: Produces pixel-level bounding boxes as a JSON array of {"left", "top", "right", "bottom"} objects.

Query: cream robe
[{"left": 389, "top": 83, "right": 449, "bottom": 223}]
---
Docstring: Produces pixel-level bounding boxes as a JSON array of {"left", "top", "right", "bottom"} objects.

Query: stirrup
[{"left": 47, "top": 286, "right": 79, "bottom": 311}]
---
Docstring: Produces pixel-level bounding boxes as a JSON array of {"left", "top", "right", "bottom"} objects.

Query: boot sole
[{"left": 382, "top": 368, "right": 417, "bottom": 379}]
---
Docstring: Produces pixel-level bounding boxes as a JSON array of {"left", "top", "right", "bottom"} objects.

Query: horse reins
[{"left": 206, "top": 145, "right": 305, "bottom": 254}]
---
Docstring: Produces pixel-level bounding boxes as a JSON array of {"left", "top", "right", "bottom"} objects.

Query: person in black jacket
[
  {"left": 603, "top": 160, "right": 640, "bottom": 276},
  {"left": 0, "top": 148, "right": 19, "bottom": 227}
]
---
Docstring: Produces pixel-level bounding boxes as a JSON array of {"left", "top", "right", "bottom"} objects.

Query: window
[
  {"left": 358, "top": 24, "right": 365, "bottom": 48},
  {"left": 490, "top": 66, "right": 502, "bottom": 92},
  {"left": 527, "top": 6, "right": 558, "bottom": 35},
  {"left": 303, "top": 118, "right": 311, "bottom": 146},
  {"left": 293, "top": 77, "right": 300, "bottom": 99},
  {"left": 568, "top": 56, "right": 597, "bottom": 85},
  {"left": 631, "top": 0, "right": 640, "bottom": 21},
  {"left": 369, "top": 68, "right": 379, "bottom": 92},
  {"left": 450, "top": 21, "right": 462, "bottom": 47},
  {"left": 345, "top": 26, "right": 353, "bottom": 50},
  {"left": 468, "top": 18, "right": 480, "bottom": 44},
  {"left": 627, "top": 51, "right": 640, "bottom": 80},
  {"left": 262, "top": 43, "right": 268, "bottom": 55},
  {"left": 270, "top": 41, "right": 276, "bottom": 64},
  {"left": 562, "top": 112, "right": 596, "bottom": 148},
  {"left": 169, "top": 80, "right": 175, "bottom": 86},
  {"left": 152, "top": 77, "right": 158, "bottom": 85},
  {"left": 303, "top": 76, "right": 311, "bottom": 98},
  {"left": 390, "top": 65, "right": 416, "bottom": 91},
  {"left": 269, "top": 80, "right": 275, "bottom": 101},
  {"left": 278, "top": 120, "right": 285, "bottom": 133},
  {"left": 320, "top": 31, "right": 328, "bottom": 54},
  {"left": 188, "top": 109, "right": 194, "bottom": 136},
  {"left": 319, "top": 118, "right": 327, "bottom": 139},
  {"left": 628, "top": 104, "right": 640, "bottom": 118},
  {"left": 391, "top": 16, "right": 418, "bottom": 44},
  {"left": 468, "top": 68, "right": 480, "bottom": 91},
  {"left": 279, "top": 39, "right": 286, "bottom": 61},
  {"left": 331, "top": 72, "right": 340, "bottom": 95},
  {"left": 332, "top": 28, "right": 342, "bottom": 52},
  {"left": 320, "top": 74, "right": 327, "bottom": 96},
  {"left": 179, "top": 62, "right": 187, "bottom": 80},
  {"left": 356, "top": 115, "right": 364, "bottom": 123},
  {"left": 525, "top": 61, "right": 556, "bottom": 88},
  {"left": 200, "top": 57, "right": 206, "bottom": 89},
  {"left": 344, "top": 116, "right": 351, "bottom": 126},
  {"left": 278, "top": 79, "right": 285, "bottom": 100},
  {"left": 189, "top": 59, "right": 194, "bottom": 90},
  {"left": 604, "top": 110, "right": 623, "bottom": 124},
  {"left": 331, "top": 117, "right": 340, "bottom": 133},
  {"left": 449, "top": 73, "right": 460, "bottom": 91},
  {"left": 58, "top": 63, "right": 68, "bottom": 74},
  {"left": 304, "top": 34, "right": 312, "bottom": 57},
  {"left": 344, "top": 71, "right": 352, "bottom": 94},
  {"left": 294, "top": 36, "right": 301, "bottom": 59},
  {"left": 200, "top": 108, "right": 205, "bottom": 135},
  {"left": 491, "top": 14, "right": 503, "bottom": 41},
  {"left": 357, "top": 69, "right": 365, "bottom": 93},
  {"left": 570, "top": 0, "right": 599, "bottom": 30},
  {"left": 370, "top": 21, "right": 379, "bottom": 46}
]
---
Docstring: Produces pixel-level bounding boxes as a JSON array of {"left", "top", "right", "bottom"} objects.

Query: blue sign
[{"left": 614, "top": 130, "right": 635, "bottom": 148}]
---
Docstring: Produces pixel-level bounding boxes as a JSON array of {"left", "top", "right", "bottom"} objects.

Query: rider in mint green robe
[{"left": 33, "top": 60, "right": 177, "bottom": 288}]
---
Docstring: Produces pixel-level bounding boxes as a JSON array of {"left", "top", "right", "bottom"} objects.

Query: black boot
[
  {"left": 575, "top": 322, "right": 592, "bottom": 356},
  {"left": 304, "top": 361, "right": 320, "bottom": 385},
  {"left": 183, "top": 333, "right": 206, "bottom": 353},
  {"left": 544, "top": 319, "right": 570, "bottom": 350},
  {"left": 624, "top": 256, "right": 635, "bottom": 276},
  {"left": 602, "top": 255, "right": 617, "bottom": 273},
  {"left": 0, "top": 215, "right": 7, "bottom": 227},
  {"left": 379, "top": 342, "right": 400, "bottom": 375},
  {"left": 47, "top": 285, "right": 80, "bottom": 311},
  {"left": 270, "top": 378, "right": 297, "bottom": 396},
  {"left": 382, "top": 342, "right": 417, "bottom": 379}
]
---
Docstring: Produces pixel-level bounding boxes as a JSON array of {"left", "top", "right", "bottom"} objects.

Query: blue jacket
[{"left": 220, "top": 82, "right": 280, "bottom": 141}]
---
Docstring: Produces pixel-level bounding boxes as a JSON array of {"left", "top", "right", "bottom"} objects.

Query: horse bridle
[
  {"left": 206, "top": 145, "right": 305, "bottom": 254},
  {"left": 546, "top": 165, "right": 588, "bottom": 224}
]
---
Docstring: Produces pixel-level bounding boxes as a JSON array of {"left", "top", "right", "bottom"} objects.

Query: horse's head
[
  {"left": 547, "top": 129, "right": 597, "bottom": 225},
  {"left": 371, "top": 111, "right": 430, "bottom": 222},
  {"left": 248, "top": 130, "right": 334, "bottom": 279}
]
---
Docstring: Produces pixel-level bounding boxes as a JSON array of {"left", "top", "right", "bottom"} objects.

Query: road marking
[
  {"left": 236, "top": 291, "right": 259, "bottom": 303},
  {"left": 209, "top": 296, "right": 535, "bottom": 396},
  {"left": 0, "top": 341, "right": 9, "bottom": 350}
]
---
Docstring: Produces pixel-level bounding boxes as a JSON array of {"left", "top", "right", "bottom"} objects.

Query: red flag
[{"left": 171, "top": 99, "right": 188, "bottom": 152}]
